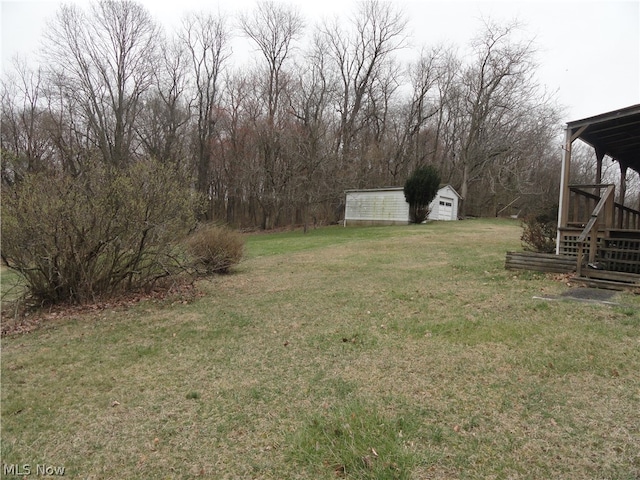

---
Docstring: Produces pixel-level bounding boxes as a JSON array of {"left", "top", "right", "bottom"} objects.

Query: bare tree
[
  {"left": 405, "top": 46, "right": 452, "bottom": 166},
  {"left": 321, "top": 0, "right": 408, "bottom": 158},
  {"left": 239, "top": 1, "right": 304, "bottom": 126},
  {"left": 42, "top": 69, "right": 98, "bottom": 176},
  {"left": 288, "top": 33, "right": 338, "bottom": 230},
  {"left": 1, "top": 59, "right": 52, "bottom": 184},
  {"left": 239, "top": 1, "right": 305, "bottom": 228},
  {"left": 375, "top": 46, "right": 448, "bottom": 184},
  {"left": 179, "top": 11, "right": 231, "bottom": 205},
  {"left": 210, "top": 69, "right": 261, "bottom": 226},
  {"left": 136, "top": 36, "right": 191, "bottom": 168},
  {"left": 443, "top": 19, "right": 550, "bottom": 216},
  {"left": 7, "top": 1, "right": 565, "bottom": 230},
  {"left": 44, "top": 0, "right": 159, "bottom": 167}
]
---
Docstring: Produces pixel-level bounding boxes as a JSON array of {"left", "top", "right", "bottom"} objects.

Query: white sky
[{"left": 1, "top": 0, "right": 639, "bottom": 121}]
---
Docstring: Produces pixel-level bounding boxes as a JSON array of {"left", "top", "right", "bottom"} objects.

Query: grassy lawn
[
  {"left": 0, "top": 267, "right": 27, "bottom": 304},
  {"left": 2, "top": 218, "right": 639, "bottom": 479}
]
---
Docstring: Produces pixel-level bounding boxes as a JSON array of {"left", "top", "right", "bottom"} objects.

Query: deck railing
[
  {"left": 559, "top": 184, "right": 640, "bottom": 255},
  {"left": 567, "top": 184, "right": 640, "bottom": 230},
  {"left": 616, "top": 202, "right": 640, "bottom": 230}
]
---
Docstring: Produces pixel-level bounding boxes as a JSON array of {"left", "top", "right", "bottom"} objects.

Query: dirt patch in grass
[{"left": 0, "top": 283, "right": 202, "bottom": 337}]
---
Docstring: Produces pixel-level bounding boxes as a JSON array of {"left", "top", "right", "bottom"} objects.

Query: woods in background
[{"left": 2, "top": 0, "right": 568, "bottom": 229}]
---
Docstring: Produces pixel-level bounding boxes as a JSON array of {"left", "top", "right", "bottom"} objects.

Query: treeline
[{"left": 1, "top": 0, "right": 563, "bottom": 229}]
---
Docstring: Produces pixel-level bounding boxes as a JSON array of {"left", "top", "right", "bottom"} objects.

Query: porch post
[
  {"left": 556, "top": 127, "right": 572, "bottom": 254},
  {"left": 595, "top": 146, "right": 605, "bottom": 184},
  {"left": 619, "top": 163, "right": 628, "bottom": 205},
  {"left": 619, "top": 163, "right": 628, "bottom": 228}
]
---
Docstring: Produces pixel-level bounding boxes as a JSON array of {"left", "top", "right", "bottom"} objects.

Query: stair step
[
  {"left": 603, "top": 240, "right": 640, "bottom": 246},
  {"left": 608, "top": 229, "right": 640, "bottom": 239},
  {"left": 604, "top": 238, "right": 640, "bottom": 245},
  {"left": 602, "top": 265, "right": 640, "bottom": 275},
  {"left": 600, "top": 247, "right": 640, "bottom": 255},
  {"left": 600, "top": 255, "right": 640, "bottom": 264},
  {"left": 572, "top": 276, "right": 640, "bottom": 291},
  {"left": 581, "top": 269, "right": 640, "bottom": 284}
]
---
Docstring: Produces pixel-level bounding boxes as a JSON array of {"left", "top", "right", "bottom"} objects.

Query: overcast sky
[{"left": 1, "top": 0, "right": 638, "bottom": 121}]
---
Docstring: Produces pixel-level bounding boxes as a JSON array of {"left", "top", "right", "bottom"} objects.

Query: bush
[
  {"left": 1, "top": 160, "right": 203, "bottom": 305},
  {"left": 521, "top": 213, "right": 557, "bottom": 253},
  {"left": 183, "top": 224, "right": 244, "bottom": 274},
  {"left": 404, "top": 166, "right": 441, "bottom": 223}
]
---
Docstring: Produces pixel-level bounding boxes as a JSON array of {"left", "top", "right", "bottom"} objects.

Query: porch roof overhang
[{"left": 566, "top": 104, "right": 640, "bottom": 173}]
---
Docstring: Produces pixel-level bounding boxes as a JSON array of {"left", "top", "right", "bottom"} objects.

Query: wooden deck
[
  {"left": 507, "top": 185, "right": 640, "bottom": 289},
  {"left": 553, "top": 185, "right": 640, "bottom": 289},
  {"left": 555, "top": 106, "right": 640, "bottom": 290}
]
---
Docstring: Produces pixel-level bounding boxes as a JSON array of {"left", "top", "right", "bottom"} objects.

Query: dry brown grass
[{"left": 2, "top": 219, "right": 639, "bottom": 479}]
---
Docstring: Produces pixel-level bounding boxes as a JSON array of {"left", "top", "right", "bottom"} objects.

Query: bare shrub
[
  {"left": 521, "top": 213, "right": 557, "bottom": 253},
  {"left": 183, "top": 224, "right": 244, "bottom": 274},
  {"left": 1, "top": 160, "right": 203, "bottom": 305}
]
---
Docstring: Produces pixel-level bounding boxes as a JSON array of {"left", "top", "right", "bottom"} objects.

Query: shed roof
[
  {"left": 345, "top": 184, "right": 461, "bottom": 197},
  {"left": 567, "top": 104, "right": 640, "bottom": 173},
  {"left": 345, "top": 187, "right": 403, "bottom": 193}
]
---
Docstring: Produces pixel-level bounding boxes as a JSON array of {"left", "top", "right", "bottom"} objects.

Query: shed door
[{"left": 438, "top": 197, "right": 454, "bottom": 220}]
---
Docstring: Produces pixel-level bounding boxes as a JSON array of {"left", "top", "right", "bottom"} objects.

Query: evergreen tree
[{"left": 404, "top": 166, "right": 441, "bottom": 223}]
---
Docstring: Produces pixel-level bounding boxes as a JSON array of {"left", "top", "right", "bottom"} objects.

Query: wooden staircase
[
  {"left": 510, "top": 185, "right": 640, "bottom": 289},
  {"left": 571, "top": 187, "right": 640, "bottom": 289}
]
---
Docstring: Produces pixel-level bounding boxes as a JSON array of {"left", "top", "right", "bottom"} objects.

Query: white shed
[
  {"left": 344, "top": 185, "right": 460, "bottom": 226},
  {"left": 427, "top": 184, "right": 461, "bottom": 221}
]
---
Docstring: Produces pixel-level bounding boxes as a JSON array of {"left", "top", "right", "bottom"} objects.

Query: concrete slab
[
  {"left": 559, "top": 287, "right": 617, "bottom": 302},
  {"left": 533, "top": 287, "right": 621, "bottom": 306}
]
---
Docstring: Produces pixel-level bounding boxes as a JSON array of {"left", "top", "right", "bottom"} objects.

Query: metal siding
[{"left": 345, "top": 190, "right": 409, "bottom": 222}]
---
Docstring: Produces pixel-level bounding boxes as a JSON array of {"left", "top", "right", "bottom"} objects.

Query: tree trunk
[{"left": 459, "top": 163, "right": 469, "bottom": 218}]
